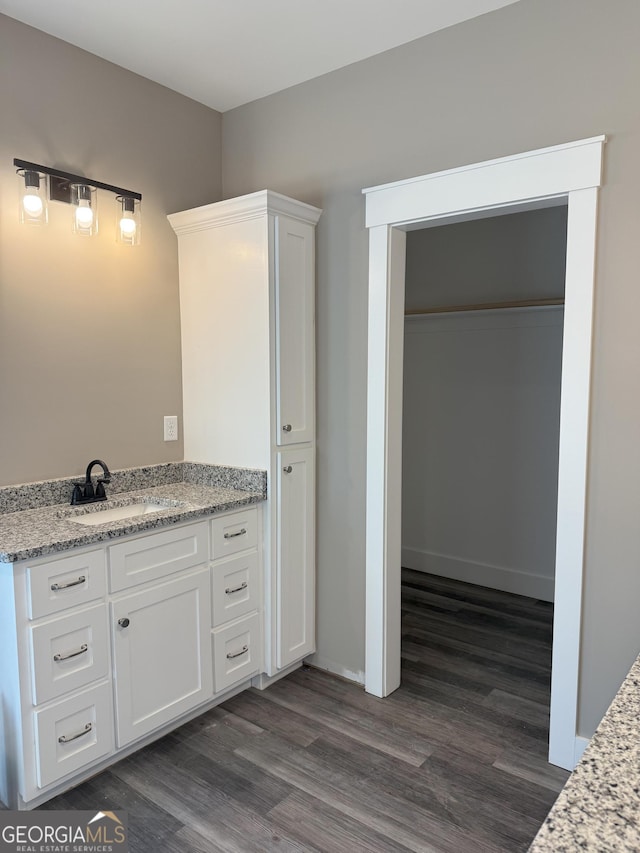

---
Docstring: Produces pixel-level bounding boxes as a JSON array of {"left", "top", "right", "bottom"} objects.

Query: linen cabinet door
[
  {"left": 276, "top": 447, "right": 315, "bottom": 668},
  {"left": 111, "top": 567, "right": 212, "bottom": 747},
  {"left": 274, "top": 214, "right": 315, "bottom": 446}
]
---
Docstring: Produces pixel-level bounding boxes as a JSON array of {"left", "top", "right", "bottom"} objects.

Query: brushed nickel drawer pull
[
  {"left": 54, "top": 643, "right": 88, "bottom": 662},
  {"left": 58, "top": 722, "right": 92, "bottom": 744},
  {"left": 282, "top": 424, "right": 292, "bottom": 432},
  {"left": 283, "top": 465, "right": 293, "bottom": 474},
  {"left": 224, "top": 528, "right": 247, "bottom": 539},
  {"left": 51, "top": 575, "right": 86, "bottom": 591},
  {"left": 226, "top": 645, "right": 249, "bottom": 660},
  {"left": 225, "top": 581, "right": 248, "bottom": 595}
]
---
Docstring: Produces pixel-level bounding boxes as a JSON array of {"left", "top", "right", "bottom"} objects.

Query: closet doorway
[
  {"left": 402, "top": 207, "right": 565, "bottom": 602},
  {"left": 363, "top": 136, "right": 605, "bottom": 771},
  {"left": 400, "top": 208, "right": 565, "bottom": 766}
]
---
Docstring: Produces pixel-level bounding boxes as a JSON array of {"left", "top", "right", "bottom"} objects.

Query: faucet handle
[
  {"left": 70, "top": 484, "right": 84, "bottom": 505},
  {"left": 95, "top": 480, "right": 108, "bottom": 499}
]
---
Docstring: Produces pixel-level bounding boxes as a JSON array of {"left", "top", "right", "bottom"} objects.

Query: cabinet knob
[
  {"left": 118, "top": 617, "right": 130, "bottom": 628},
  {"left": 283, "top": 465, "right": 293, "bottom": 474},
  {"left": 282, "top": 424, "right": 292, "bottom": 432}
]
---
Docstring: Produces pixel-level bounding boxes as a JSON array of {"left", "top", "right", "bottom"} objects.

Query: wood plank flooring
[{"left": 41, "top": 571, "right": 569, "bottom": 852}]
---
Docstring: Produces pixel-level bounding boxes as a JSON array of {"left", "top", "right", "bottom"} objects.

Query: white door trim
[{"left": 363, "top": 136, "right": 605, "bottom": 770}]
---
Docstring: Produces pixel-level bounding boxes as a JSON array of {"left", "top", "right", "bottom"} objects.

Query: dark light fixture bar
[{"left": 13, "top": 158, "right": 142, "bottom": 201}]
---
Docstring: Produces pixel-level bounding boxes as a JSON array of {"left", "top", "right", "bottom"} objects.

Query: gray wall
[
  {"left": 405, "top": 206, "right": 567, "bottom": 310},
  {"left": 222, "top": 0, "right": 640, "bottom": 735},
  {"left": 402, "top": 307, "right": 563, "bottom": 601},
  {"left": 0, "top": 15, "right": 221, "bottom": 486}
]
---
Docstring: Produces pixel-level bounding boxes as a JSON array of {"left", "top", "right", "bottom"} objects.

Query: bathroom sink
[{"left": 67, "top": 501, "right": 182, "bottom": 526}]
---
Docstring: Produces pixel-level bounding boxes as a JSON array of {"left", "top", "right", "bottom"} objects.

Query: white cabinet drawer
[
  {"left": 27, "top": 550, "right": 106, "bottom": 620},
  {"left": 211, "top": 508, "right": 257, "bottom": 560},
  {"left": 30, "top": 604, "right": 110, "bottom": 705},
  {"left": 212, "top": 612, "right": 261, "bottom": 693},
  {"left": 109, "top": 521, "right": 208, "bottom": 592},
  {"left": 34, "top": 681, "right": 114, "bottom": 789},
  {"left": 212, "top": 552, "right": 259, "bottom": 628}
]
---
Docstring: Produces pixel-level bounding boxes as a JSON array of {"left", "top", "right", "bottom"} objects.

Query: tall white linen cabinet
[{"left": 169, "top": 191, "right": 321, "bottom": 680}]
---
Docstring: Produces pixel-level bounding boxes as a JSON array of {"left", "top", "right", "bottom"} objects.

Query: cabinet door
[
  {"left": 276, "top": 447, "right": 315, "bottom": 668},
  {"left": 111, "top": 568, "right": 212, "bottom": 747},
  {"left": 275, "top": 215, "right": 315, "bottom": 446}
]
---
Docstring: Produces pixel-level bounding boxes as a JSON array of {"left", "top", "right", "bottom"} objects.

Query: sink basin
[{"left": 68, "top": 501, "right": 180, "bottom": 526}]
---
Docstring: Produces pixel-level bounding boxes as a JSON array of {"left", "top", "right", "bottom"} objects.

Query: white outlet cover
[{"left": 164, "top": 415, "right": 178, "bottom": 441}]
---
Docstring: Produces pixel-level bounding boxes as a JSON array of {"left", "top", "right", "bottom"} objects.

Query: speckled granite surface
[
  {"left": 0, "top": 464, "right": 182, "bottom": 515},
  {"left": 0, "top": 466, "right": 267, "bottom": 563},
  {"left": 529, "top": 656, "right": 640, "bottom": 851},
  {"left": 0, "top": 462, "right": 267, "bottom": 516},
  {"left": 182, "top": 462, "right": 266, "bottom": 494}
]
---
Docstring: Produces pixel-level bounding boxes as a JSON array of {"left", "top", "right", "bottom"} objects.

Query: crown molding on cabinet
[{"left": 168, "top": 189, "right": 322, "bottom": 235}]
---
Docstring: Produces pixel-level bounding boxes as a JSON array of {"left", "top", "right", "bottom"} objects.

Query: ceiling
[{"left": 0, "top": 0, "right": 520, "bottom": 112}]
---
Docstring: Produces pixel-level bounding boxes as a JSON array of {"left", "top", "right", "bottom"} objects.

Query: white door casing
[{"left": 363, "top": 136, "right": 605, "bottom": 771}]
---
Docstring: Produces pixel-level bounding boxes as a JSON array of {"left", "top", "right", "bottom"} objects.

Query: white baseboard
[
  {"left": 307, "top": 654, "right": 365, "bottom": 685},
  {"left": 573, "top": 735, "right": 590, "bottom": 766},
  {"left": 251, "top": 661, "right": 302, "bottom": 690},
  {"left": 402, "top": 547, "right": 554, "bottom": 602}
]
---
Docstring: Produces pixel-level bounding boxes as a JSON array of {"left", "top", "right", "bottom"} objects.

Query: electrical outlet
[{"left": 164, "top": 415, "right": 178, "bottom": 442}]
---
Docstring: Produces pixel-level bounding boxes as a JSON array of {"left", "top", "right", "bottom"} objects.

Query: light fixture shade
[
  {"left": 17, "top": 168, "right": 48, "bottom": 225},
  {"left": 71, "top": 183, "right": 98, "bottom": 237},
  {"left": 116, "top": 196, "right": 141, "bottom": 246}
]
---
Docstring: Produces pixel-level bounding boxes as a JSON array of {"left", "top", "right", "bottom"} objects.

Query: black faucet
[{"left": 70, "top": 459, "right": 112, "bottom": 505}]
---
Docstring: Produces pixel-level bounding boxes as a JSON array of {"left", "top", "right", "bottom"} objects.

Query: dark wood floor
[{"left": 42, "top": 571, "right": 569, "bottom": 852}]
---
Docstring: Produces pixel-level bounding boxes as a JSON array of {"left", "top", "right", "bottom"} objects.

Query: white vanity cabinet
[
  {"left": 169, "top": 191, "right": 321, "bottom": 679},
  {"left": 0, "top": 505, "right": 263, "bottom": 810}
]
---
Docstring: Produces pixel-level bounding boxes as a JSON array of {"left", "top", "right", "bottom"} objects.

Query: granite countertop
[
  {"left": 0, "top": 464, "right": 266, "bottom": 563},
  {"left": 529, "top": 656, "right": 640, "bottom": 851}
]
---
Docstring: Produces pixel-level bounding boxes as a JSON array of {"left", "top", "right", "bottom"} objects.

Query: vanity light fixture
[
  {"left": 71, "top": 183, "right": 98, "bottom": 237},
  {"left": 16, "top": 166, "right": 48, "bottom": 225},
  {"left": 14, "top": 158, "right": 142, "bottom": 245},
  {"left": 116, "top": 195, "right": 141, "bottom": 246}
]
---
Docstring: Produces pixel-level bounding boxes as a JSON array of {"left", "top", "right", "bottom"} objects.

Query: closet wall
[{"left": 402, "top": 207, "right": 567, "bottom": 601}]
